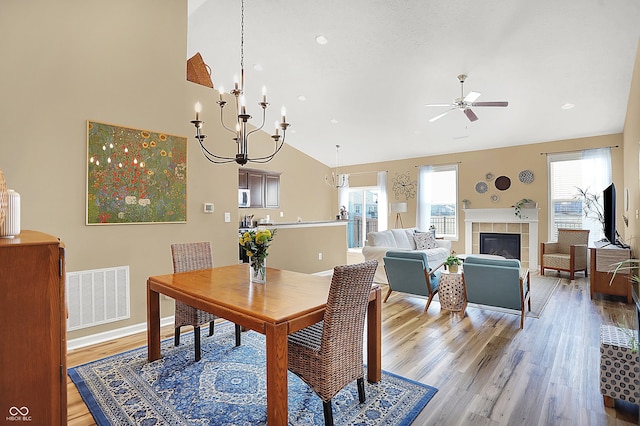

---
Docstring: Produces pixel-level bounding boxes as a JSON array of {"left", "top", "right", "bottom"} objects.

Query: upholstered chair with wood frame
[
  {"left": 540, "top": 229, "right": 590, "bottom": 280},
  {"left": 287, "top": 260, "right": 378, "bottom": 426},
  {"left": 171, "top": 242, "right": 241, "bottom": 361},
  {"left": 382, "top": 250, "right": 444, "bottom": 311}
]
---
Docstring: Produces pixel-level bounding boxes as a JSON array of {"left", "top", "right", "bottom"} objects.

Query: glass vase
[{"left": 250, "top": 258, "right": 266, "bottom": 283}]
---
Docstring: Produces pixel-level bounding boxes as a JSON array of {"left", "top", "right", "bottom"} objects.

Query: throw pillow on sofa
[{"left": 414, "top": 232, "right": 438, "bottom": 250}]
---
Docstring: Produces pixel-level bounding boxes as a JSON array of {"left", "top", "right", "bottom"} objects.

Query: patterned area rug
[{"left": 69, "top": 323, "right": 437, "bottom": 425}]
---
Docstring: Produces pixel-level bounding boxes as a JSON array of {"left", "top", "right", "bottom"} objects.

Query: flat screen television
[{"left": 603, "top": 183, "right": 616, "bottom": 245}]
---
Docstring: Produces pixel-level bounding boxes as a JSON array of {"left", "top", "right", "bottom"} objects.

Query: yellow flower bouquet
[{"left": 239, "top": 227, "right": 276, "bottom": 283}]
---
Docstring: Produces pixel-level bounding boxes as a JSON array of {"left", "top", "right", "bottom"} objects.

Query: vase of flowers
[{"left": 239, "top": 227, "right": 276, "bottom": 283}]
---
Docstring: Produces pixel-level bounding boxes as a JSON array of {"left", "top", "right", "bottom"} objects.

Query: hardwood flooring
[{"left": 67, "top": 273, "right": 638, "bottom": 425}]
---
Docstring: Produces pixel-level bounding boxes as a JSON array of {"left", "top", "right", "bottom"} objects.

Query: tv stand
[{"left": 590, "top": 246, "right": 632, "bottom": 303}]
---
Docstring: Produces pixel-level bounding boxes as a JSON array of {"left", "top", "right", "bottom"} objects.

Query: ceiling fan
[{"left": 425, "top": 74, "right": 508, "bottom": 122}]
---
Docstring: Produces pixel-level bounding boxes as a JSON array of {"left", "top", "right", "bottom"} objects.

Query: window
[
  {"left": 346, "top": 188, "right": 379, "bottom": 248},
  {"left": 417, "top": 164, "right": 458, "bottom": 238},
  {"left": 547, "top": 148, "right": 611, "bottom": 245}
]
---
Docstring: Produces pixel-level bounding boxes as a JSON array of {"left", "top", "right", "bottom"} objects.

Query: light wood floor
[{"left": 67, "top": 273, "right": 638, "bottom": 425}]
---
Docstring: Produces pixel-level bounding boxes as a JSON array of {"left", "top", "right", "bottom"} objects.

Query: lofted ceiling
[{"left": 187, "top": 0, "right": 640, "bottom": 167}]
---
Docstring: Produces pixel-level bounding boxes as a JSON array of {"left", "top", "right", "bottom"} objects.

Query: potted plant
[
  {"left": 462, "top": 199, "right": 471, "bottom": 209},
  {"left": 514, "top": 198, "right": 537, "bottom": 218},
  {"left": 445, "top": 251, "right": 462, "bottom": 273}
]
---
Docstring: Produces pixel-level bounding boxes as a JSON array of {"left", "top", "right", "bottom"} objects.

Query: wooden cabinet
[
  {"left": 239, "top": 169, "right": 280, "bottom": 208},
  {"left": 0, "top": 230, "right": 66, "bottom": 425},
  {"left": 590, "top": 246, "right": 632, "bottom": 303}
]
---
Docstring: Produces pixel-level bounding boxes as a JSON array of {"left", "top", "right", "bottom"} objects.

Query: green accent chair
[
  {"left": 462, "top": 256, "right": 531, "bottom": 329},
  {"left": 383, "top": 250, "right": 444, "bottom": 311}
]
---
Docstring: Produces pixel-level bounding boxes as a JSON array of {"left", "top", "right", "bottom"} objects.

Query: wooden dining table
[{"left": 147, "top": 263, "right": 382, "bottom": 425}]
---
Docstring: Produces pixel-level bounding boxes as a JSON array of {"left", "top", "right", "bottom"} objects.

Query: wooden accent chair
[
  {"left": 287, "top": 260, "right": 378, "bottom": 426},
  {"left": 462, "top": 256, "right": 531, "bottom": 329},
  {"left": 171, "top": 242, "right": 241, "bottom": 361},
  {"left": 540, "top": 229, "right": 590, "bottom": 280},
  {"left": 382, "top": 250, "right": 444, "bottom": 311}
]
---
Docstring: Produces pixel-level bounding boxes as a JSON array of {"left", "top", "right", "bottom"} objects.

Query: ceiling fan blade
[
  {"left": 471, "top": 101, "right": 508, "bottom": 107},
  {"left": 464, "top": 108, "right": 479, "bottom": 122},
  {"left": 429, "top": 108, "right": 455, "bottom": 122},
  {"left": 424, "top": 103, "right": 454, "bottom": 107},
  {"left": 464, "top": 91, "right": 481, "bottom": 103}
]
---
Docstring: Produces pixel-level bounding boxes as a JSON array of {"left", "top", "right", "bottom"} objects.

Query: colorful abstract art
[{"left": 86, "top": 121, "right": 187, "bottom": 224}]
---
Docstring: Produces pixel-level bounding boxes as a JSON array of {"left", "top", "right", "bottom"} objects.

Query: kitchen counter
[{"left": 240, "top": 220, "right": 347, "bottom": 232}]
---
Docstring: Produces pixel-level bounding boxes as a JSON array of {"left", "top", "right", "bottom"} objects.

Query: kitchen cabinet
[{"left": 239, "top": 169, "right": 280, "bottom": 208}]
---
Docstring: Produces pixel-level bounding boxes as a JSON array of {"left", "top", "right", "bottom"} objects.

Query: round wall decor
[
  {"left": 494, "top": 175, "right": 511, "bottom": 191},
  {"left": 475, "top": 181, "right": 488, "bottom": 194},
  {"left": 485, "top": 172, "right": 494, "bottom": 181},
  {"left": 519, "top": 169, "right": 535, "bottom": 184},
  {"left": 490, "top": 194, "right": 500, "bottom": 203}
]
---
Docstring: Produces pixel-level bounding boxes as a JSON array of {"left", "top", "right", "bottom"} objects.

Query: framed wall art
[{"left": 86, "top": 121, "right": 187, "bottom": 224}]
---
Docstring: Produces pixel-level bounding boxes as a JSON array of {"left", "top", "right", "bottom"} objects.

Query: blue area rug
[{"left": 69, "top": 323, "right": 437, "bottom": 425}]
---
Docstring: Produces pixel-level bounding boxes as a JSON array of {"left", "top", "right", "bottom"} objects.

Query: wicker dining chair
[
  {"left": 171, "top": 242, "right": 241, "bottom": 361},
  {"left": 287, "top": 260, "right": 378, "bottom": 426}
]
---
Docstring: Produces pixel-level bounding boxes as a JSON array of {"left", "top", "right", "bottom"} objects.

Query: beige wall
[
  {"left": 343, "top": 134, "right": 624, "bottom": 255},
  {"left": 0, "top": 0, "right": 334, "bottom": 339},
  {"left": 623, "top": 39, "right": 640, "bottom": 254}
]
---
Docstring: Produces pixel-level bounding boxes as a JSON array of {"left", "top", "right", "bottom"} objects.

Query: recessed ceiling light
[
  {"left": 330, "top": 118, "right": 339, "bottom": 124},
  {"left": 561, "top": 103, "right": 575, "bottom": 110},
  {"left": 297, "top": 95, "right": 307, "bottom": 102},
  {"left": 252, "top": 63, "right": 263, "bottom": 71},
  {"left": 315, "top": 35, "right": 328, "bottom": 45}
]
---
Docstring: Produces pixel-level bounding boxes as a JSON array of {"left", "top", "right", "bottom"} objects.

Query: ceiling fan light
[{"left": 561, "top": 103, "right": 575, "bottom": 110}]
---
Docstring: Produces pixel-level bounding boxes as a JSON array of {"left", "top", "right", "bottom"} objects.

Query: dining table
[{"left": 147, "top": 263, "right": 382, "bottom": 425}]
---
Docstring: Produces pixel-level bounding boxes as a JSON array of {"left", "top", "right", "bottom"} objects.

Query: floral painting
[{"left": 87, "top": 121, "right": 187, "bottom": 224}]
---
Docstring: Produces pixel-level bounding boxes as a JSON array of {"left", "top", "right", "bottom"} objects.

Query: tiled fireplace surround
[{"left": 464, "top": 208, "right": 539, "bottom": 271}]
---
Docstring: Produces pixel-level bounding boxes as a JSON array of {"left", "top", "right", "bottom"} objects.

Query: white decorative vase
[
  {"left": 250, "top": 258, "right": 266, "bottom": 284},
  {"left": 0, "top": 190, "right": 20, "bottom": 238}
]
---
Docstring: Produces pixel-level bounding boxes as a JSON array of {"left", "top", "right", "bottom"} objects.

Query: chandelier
[
  {"left": 190, "top": 0, "right": 289, "bottom": 166},
  {"left": 325, "top": 145, "right": 349, "bottom": 188}
]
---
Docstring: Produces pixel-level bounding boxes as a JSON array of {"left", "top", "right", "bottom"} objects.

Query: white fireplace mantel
[{"left": 463, "top": 208, "right": 539, "bottom": 269}]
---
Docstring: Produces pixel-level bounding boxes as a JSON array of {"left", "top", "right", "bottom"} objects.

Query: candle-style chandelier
[
  {"left": 325, "top": 144, "right": 349, "bottom": 188},
  {"left": 190, "top": 0, "right": 290, "bottom": 165}
]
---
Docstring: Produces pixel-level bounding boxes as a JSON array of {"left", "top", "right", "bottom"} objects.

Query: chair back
[
  {"left": 170, "top": 242, "right": 213, "bottom": 273},
  {"left": 462, "top": 256, "right": 524, "bottom": 310},
  {"left": 383, "top": 250, "right": 440, "bottom": 296},
  {"left": 320, "top": 260, "right": 377, "bottom": 366},
  {"left": 556, "top": 229, "right": 590, "bottom": 253}
]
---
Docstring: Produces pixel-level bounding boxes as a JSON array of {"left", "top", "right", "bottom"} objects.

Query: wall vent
[{"left": 66, "top": 266, "right": 130, "bottom": 331}]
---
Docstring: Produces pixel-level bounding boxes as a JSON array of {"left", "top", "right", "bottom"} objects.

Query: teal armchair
[
  {"left": 462, "top": 256, "right": 531, "bottom": 329},
  {"left": 383, "top": 250, "right": 444, "bottom": 311}
]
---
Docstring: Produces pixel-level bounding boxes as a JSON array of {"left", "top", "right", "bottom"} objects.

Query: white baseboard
[{"left": 67, "top": 316, "right": 175, "bottom": 351}]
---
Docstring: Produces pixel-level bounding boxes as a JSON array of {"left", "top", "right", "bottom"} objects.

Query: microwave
[{"left": 238, "top": 189, "right": 250, "bottom": 208}]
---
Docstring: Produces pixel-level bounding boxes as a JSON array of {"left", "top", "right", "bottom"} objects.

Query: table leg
[
  {"left": 147, "top": 280, "right": 161, "bottom": 361},
  {"left": 265, "top": 322, "right": 289, "bottom": 424},
  {"left": 367, "top": 286, "right": 382, "bottom": 383}
]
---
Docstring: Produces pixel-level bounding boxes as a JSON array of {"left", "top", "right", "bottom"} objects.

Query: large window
[
  {"left": 547, "top": 149, "right": 611, "bottom": 246},
  {"left": 417, "top": 164, "right": 458, "bottom": 238},
  {"left": 346, "top": 188, "right": 379, "bottom": 248}
]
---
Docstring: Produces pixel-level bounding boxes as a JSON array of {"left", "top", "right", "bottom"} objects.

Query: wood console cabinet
[
  {"left": 590, "top": 246, "right": 632, "bottom": 303},
  {"left": 0, "top": 230, "right": 66, "bottom": 425}
]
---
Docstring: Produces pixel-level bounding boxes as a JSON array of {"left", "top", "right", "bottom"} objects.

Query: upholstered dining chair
[
  {"left": 287, "top": 260, "right": 378, "bottom": 426},
  {"left": 382, "top": 250, "right": 444, "bottom": 311},
  {"left": 171, "top": 242, "right": 241, "bottom": 361},
  {"left": 540, "top": 229, "right": 590, "bottom": 280}
]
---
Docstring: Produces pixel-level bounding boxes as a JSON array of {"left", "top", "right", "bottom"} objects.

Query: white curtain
[
  {"left": 416, "top": 165, "right": 432, "bottom": 231},
  {"left": 377, "top": 171, "right": 388, "bottom": 231},
  {"left": 581, "top": 148, "right": 612, "bottom": 246},
  {"left": 338, "top": 183, "right": 349, "bottom": 219}
]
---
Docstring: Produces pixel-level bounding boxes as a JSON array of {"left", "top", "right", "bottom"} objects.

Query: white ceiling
[{"left": 187, "top": 0, "right": 640, "bottom": 167}]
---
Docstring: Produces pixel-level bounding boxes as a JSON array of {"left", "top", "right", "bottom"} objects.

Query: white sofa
[{"left": 362, "top": 228, "right": 451, "bottom": 284}]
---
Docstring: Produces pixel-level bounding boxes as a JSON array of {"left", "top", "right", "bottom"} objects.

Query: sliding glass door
[{"left": 347, "top": 188, "right": 378, "bottom": 248}]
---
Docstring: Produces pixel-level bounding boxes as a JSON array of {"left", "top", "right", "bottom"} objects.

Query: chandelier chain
[{"left": 240, "top": 0, "right": 244, "bottom": 72}]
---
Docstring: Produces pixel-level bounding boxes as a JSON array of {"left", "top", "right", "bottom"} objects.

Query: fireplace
[{"left": 480, "top": 232, "right": 521, "bottom": 260}]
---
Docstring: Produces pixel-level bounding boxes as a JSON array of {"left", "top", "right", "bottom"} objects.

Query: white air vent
[{"left": 66, "top": 266, "right": 130, "bottom": 331}]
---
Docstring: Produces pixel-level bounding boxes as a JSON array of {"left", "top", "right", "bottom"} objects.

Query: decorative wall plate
[
  {"left": 491, "top": 194, "right": 500, "bottom": 203},
  {"left": 518, "top": 169, "right": 534, "bottom": 184},
  {"left": 475, "top": 181, "right": 488, "bottom": 194},
  {"left": 495, "top": 175, "right": 511, "bottom": 191},
  {"left": 485, "top": 172, "right": 494, "bottom": 181}
]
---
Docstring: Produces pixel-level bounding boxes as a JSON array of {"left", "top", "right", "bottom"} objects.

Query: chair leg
[
  {"left": 383, "top": 287, "right": 393, "bottom": 303},
  {"left": 209, "top": 321, "right": 214, "bottom": 336},
  {"left": 357, "top": 377, "right": 366, "bottom": 403},
  {"left": 322, "top": 400, "right": 334, "bottom": 426},
  {"left": 603, "top": 395, "right": 615, "bottom": 408},
  {"left": 174, "top": 327, "right": 181, "bottom": 346},
  {"left": 424, "top": 293, "right": 435, "bottom": 312},
  {"left": 235, "top": 324, "right": 242, "bottom": 347},
  {"left": 194, "top": 326, "right": 201, "bottom": 362}
]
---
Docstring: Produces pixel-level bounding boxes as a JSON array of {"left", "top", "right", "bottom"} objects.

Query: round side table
[{"left": 439, "top": 271, "right": 466, "bottom": 312}]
